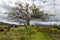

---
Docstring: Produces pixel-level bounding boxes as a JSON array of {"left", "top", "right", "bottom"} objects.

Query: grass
[
  {"left": 30, "top": 32, "right": 53, "bottom": 40},
  {"left": 0, "top": 25, "right": 60, "bottom": 40}
]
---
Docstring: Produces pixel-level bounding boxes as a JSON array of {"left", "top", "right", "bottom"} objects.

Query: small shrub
[
  {"left": 28, "top": 29, "right": 37, "bottom": 35},
  {"left": 47, "top": 27, "right": 58, "bottom": 34}
]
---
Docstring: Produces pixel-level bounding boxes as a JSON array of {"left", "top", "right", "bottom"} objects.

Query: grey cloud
[{"left": 0, "top": 5, "right": 12, "bottom": 11}]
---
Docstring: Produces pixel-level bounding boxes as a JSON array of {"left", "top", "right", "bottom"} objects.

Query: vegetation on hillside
[{"left": 0, "top": 25, "right": 60, "bottom": 40}]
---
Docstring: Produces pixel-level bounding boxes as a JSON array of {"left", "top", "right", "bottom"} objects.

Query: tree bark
[{"left": 27, "top": 20, "right": 29, "bottom": 25}]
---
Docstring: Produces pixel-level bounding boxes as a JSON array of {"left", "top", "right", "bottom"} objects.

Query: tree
[{"left": 5, "top": 3, "right": 49, "bottom": 25}]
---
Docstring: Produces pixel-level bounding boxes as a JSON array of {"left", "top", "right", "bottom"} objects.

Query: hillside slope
[{"left": 0, "top": 26, "right": 54, "bottom": 40}]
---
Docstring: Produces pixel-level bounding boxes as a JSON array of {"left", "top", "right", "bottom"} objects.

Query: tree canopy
[{"left": 5, "top": 3, "right": 49, "bottom": 25}]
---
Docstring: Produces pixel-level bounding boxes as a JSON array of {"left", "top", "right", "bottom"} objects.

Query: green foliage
[{"left": 0, "top": 25, "right": 60, "bottom": 40}]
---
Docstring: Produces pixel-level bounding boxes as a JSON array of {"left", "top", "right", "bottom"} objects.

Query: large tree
[{"left": 5, "top": 3, "right": 49, "bottom": 25}]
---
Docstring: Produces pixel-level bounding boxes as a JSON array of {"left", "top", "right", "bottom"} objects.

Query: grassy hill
[{"left": 0, "top": 25, "right": 60, "bottom": 40}]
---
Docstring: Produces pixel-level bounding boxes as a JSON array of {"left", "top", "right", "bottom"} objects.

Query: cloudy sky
[{"left": 0, "top": 0, "right": 60, "bottom": 24}]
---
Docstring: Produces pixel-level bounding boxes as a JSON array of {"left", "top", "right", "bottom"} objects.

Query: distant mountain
[{"left": 0, "top": 22, "right": 16, "bottom": 25}]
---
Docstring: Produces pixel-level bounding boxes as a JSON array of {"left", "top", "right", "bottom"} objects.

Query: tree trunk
[{"left": 27, "top": 20, "right": 29, "bottom": 25}]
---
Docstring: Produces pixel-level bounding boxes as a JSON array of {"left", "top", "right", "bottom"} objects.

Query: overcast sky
[{"left": 0, "top": 0, "right": 60, "bottom": 24}]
